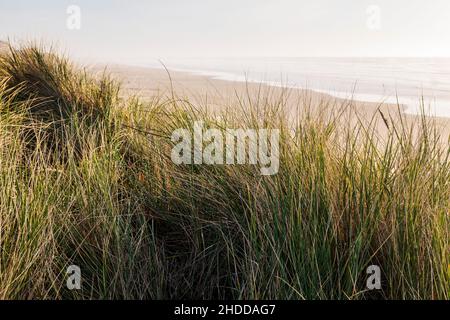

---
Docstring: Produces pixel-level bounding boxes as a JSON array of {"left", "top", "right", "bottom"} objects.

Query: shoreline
[
  {"left": 90, "top": 63, "right": 450, "bottom": 137},
  {"left": 110, "top": 61, "right": 450, "bottom": 119}
]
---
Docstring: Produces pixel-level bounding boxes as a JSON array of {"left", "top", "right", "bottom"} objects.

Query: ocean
[{"left": 144, "top": 57, "right": 450, "bottom": 118}]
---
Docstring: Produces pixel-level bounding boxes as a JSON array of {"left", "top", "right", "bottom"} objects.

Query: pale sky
[{"left": 1, "top": 0, "right": 450, "bottom": 62}]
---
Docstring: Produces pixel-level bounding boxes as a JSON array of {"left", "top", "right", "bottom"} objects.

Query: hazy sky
[{"left": 1, "top": 0, "right": 450, "bottom": 62}]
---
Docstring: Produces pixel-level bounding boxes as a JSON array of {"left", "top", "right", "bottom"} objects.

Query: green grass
[{"left": 0, "top": 44, "right": 448, "bottom": 299}]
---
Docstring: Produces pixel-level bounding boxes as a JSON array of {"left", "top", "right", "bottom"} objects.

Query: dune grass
[{"left": 0, "top": 44, "right": 448, "bottom": 300}]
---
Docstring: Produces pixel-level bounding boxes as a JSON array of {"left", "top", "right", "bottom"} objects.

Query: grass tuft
[{"left": 0, "top": 43, "right": 448, "bottom": 300}]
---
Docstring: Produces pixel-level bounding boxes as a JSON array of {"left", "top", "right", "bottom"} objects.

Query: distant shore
[{"left": 90, "top": 63, "right": 450, "bottom": 139}]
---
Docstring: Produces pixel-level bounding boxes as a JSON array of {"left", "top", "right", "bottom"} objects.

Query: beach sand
[
  {"left": 90, "top": 64, "right": 450, "bottom": 140},
  {"left": 0, "top": 41, "right": 8, "bottom": 53}
]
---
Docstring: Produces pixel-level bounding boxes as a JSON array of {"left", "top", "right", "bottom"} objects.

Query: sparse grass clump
[{"left": 0, "top": 44, "right": 448, "bottom": 300}]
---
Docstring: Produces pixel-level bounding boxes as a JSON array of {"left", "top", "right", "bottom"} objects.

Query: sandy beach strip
[{"left": 90, "top": 64, "right": 450, "bottom": 139}]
